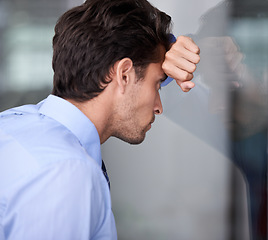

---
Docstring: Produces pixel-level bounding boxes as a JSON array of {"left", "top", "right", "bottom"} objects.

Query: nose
[{"left": 154, "top": 92, "right": 163, "bottom": 115}]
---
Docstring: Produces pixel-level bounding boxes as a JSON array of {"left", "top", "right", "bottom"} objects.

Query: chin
[
  {"left": 124, "top": 134, "right": 146, "bottom": 145},
  {"left": 114, "top": 132, "right": 146, "bottom": 145},
  {"left": 128, "top": 137, "right": 145, "bottom": 145}
]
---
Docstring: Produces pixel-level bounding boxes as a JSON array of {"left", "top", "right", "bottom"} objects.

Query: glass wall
[{"left": 229, "top": 1, "right": 268, "bottom": 239}]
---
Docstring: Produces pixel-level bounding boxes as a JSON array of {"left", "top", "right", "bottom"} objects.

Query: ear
[{"left": 115, "top": 58, "right": 135, "bottom": 94}]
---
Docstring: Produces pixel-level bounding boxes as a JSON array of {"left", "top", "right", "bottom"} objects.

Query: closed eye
[
  {"left": 158, "top": 74, "right": 168, "bottom": 91},
  {"left": 160, "top": 74, "right": 168, "bottom": 83}
]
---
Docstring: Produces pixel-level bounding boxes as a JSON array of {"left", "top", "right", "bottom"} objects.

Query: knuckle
[
  {"left": 187, "top": 73, "right": 194, "bottom": 80},
  {"left": 180, "top": 35, "right": 192, "bottom": 42},
  {"left": 183, "top": 72, "right": 190, "bottom": 80},
  {"left": 164, "top": 50, "right": 171, "bottom": 59},
  {"left": 196, "top": 55, "right": 201, "bottom": 63},
  {"left": 177, "top": 35, "right": 187, "bottom": 42},
  {"left": 187, "top": 36, "right": 193, "bottom": 42},
  {"left": 162, "top": 61, "right": 168, "bottom": 71},
  {"left": 190, "top": 63, "right": 197, "bottom": 72},
  {"left": 164, "top": 50, "right": 173, "bottom": 62}
]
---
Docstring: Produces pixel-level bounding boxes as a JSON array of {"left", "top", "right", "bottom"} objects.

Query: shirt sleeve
[
  {"left": 2, "top": 159, "right": 117, "bottom": 240},
  {"left": 161, "top": 34, "right": 177, "bottom": 87}
]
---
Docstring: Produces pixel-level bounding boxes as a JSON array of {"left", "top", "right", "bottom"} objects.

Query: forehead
[
  {"left": 137, "top": 63, "right": 165, "bottom": 87},
  {"left": 146, "top": 62, "right": 164, "bottom": 77},
  {"left": 143, "top": 45, "right": 167, "bottom": 78}
]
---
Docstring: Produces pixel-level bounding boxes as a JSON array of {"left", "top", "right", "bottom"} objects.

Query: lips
[
  {"left": 150, "top": 116, "right": 155, "bottom": 125},
  {"left": 145, "top": 116, "right": 155, "bottom": 132}
]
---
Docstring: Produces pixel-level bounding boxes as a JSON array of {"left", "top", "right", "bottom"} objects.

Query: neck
[{"left": 66, "top": 94, "right": 114, "bottom": 144}]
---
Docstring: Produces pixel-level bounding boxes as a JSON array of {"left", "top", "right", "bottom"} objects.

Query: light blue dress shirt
[
  {"left": 0, "top": 95, "right": 117, "bottom": 240},
  {"left": 161, "top": 34, "right": 176, "bottom": 87}
]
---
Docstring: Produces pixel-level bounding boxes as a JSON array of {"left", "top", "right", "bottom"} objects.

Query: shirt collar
[{"left": 38, "top": 94, "right": 102, "bottom": 167}]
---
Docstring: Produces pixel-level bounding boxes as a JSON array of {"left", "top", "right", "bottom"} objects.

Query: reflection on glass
[
  {"left": 163, "top": 1, "right": 267, "bottom": 239},
  {"left": 229, "top": 3, "right": 268, "bottom": 239}
]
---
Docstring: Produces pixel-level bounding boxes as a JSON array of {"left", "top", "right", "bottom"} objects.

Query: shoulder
[
  {"left": 0, "top": 103, "right": 84, "bottom": 163},
  {"left": 0, "top": 107, "right": 105, "bottom": 193}
]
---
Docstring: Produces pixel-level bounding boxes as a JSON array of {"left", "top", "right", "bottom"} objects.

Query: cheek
[
  {"left": 134, "top": 83, "right": 159, "bottom": 118},
  {"left": 137, "top": 92, "right": 157, "bottom": 115}
]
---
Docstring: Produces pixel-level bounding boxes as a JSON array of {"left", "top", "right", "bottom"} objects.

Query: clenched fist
[{"left": 163, "top": 36, "right": 200, "bottom": 92}]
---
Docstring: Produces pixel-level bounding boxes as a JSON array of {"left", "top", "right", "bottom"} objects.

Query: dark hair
[{"left": 52, "top": 0, "right": 172, "bottom": 101}]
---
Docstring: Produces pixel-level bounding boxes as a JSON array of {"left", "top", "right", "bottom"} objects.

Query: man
[{"left": 0, "top": 0, "right": 199, "bottom": 239}]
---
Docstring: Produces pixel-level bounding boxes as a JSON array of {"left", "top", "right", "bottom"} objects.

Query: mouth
[
  {"left": 150, "top": 116, "right": 155, "bottom": 125},
  {"left": 149, "top": 119, "right": 154, "bottom": 126},
  {"left": 145, "top": 116, "right": 155, "bottom": 132},
  {"left": 147, "top": 116, "right": 155, "bottom": 130}
]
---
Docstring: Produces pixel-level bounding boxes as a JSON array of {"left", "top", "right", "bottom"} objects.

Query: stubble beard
[
  {"left": 113, "top": 125, "right": 147, "bottom": 145},
  {"left": 113, "top": 114, "right": 155, "bottom": 145},
  {"left": 112, "top": 88, "right": 154, "bottom": 144}
]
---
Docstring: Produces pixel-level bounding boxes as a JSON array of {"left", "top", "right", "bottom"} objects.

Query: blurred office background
[{"left": 0, "top": 0, "right": 267, "bottom": 240}]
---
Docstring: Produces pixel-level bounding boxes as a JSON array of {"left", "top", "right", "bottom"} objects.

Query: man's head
[
  {"left": 111, "top": 45, "right": 168, "bottom": 144},
  {"left": 52, "top": 0, "right": 172, "bottom": 101}
]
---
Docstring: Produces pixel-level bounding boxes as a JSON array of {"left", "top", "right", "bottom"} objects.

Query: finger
[
  {"left": 180, "top": 80, "right": 195, "bottom": 89},
  {"left": 162, "top": 58, "right": 194, "bottom": 81},
  {"left": 176, "top": 80, "right": 195, "bottom": 92},
  {"left": 170, "top": 44, "right": 200, "bottom": 64},
  {"left": 176, "top": 35, "right": 200, "bottom": 54},
  {"left": 168, "top": 66, "right": 194, "bottom": 82},
  {"left": 223, "top": 36, "right": 240, "bottom": 53},
  {"left": 164, "top": 52, "right": 197, "bottom": 74},
  {"left": 178, "top": 47, "right": 201, "bottom": 64},
  {"left": 226, "top": 51, "right": 244, "bottom": 72}
]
